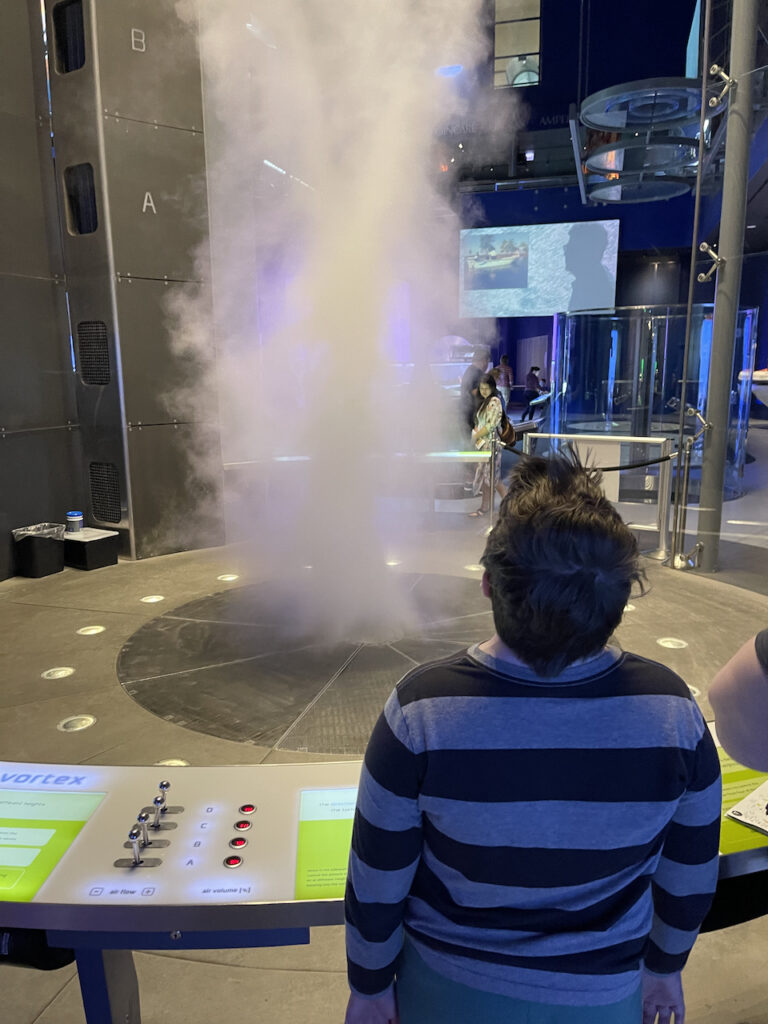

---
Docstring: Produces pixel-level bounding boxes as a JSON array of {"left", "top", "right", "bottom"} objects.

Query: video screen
[
  {"left": 294, "top": 787, "right": 357, "bottom": 900},
  {"left": 460, "top": 220, "right": 619, "bottom": 318}
]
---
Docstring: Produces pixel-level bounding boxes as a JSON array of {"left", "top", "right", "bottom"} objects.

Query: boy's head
[{"left": 480, "top": 447, "right": 644, "bottom": 676}]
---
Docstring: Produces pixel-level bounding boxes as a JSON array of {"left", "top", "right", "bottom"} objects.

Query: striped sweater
[{"left": 345, "top": 644, "right": 722, "bottom": 1006}]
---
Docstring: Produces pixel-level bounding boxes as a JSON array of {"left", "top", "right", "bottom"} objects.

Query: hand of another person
[
  {"left": 344, "top": 989, "right": 399, "bottom": 1024},
  {"left": 642, "top": 967, "right": 685, "bottom": 1024}
]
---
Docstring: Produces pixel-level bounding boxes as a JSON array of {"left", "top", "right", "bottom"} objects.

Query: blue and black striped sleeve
[
  {"left": 345, "top": 689, "right": 423, "bottom": 997},
  {"left": 646, "top": 723, "right": 722, "bottom": 974}
]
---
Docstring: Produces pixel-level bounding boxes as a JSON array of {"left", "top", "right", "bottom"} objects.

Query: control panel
[{"left": 0, "top": 760, "right": 362, "bottom": 930}]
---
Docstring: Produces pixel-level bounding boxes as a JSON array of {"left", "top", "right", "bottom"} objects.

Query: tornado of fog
[{"left": 182, "top": 0, "right": 489, "bottom": 642}]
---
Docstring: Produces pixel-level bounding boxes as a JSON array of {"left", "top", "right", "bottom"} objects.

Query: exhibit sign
[
  {"left": 717, "top": 747, "right": 768, "bottom": 856},
  {"left": 294, "top": 788, "right": 357, "bottom": 900},
  {"left": 0, "top": 789, "right": 105, "bottom": 901}
]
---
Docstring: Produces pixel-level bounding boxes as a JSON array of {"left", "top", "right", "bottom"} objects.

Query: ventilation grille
[
  {"left": 77, "top": 321, "right": 110, "bottom": 385},
  {"left": 89, "top": 462, "right": 122, "bottom": 523}
]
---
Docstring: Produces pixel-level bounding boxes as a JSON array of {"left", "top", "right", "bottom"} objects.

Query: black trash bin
[{"left": 12, "top": 523, "right": 66, "bottom": 578}]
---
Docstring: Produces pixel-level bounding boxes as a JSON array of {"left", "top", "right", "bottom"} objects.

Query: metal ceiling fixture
[
  {"left": 580, "top": 77, "right": 724, "bottom": 131},
  {"left": 585, "top": 136, "right": 699, "bottom": 175},
  {"left": 577, "top": 76, "right": 729, "bottom": 204},
  {"left": 587, "top": 175, "right": 692, "bottom": 203}
]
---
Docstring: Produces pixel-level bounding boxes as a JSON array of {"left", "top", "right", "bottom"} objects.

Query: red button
[
  {"left": 224, "top": 855, "right": 242, "bottom": 868},
  {"left": 229, "top": 837, "right": 247, "bottom": 849},
  {"left": 234, "top": 820, "right": 251, "bottom": 831},
  {"left": 239, "top": 803, "right": 256, "bottom": 814}
]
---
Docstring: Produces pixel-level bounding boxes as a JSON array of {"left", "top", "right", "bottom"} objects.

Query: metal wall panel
[
  {"left": 103, "top": 116, "right": 207, "bottom": 281},
  {"left": 0, "top": 276, "right": 75, "bottom": 431},
  {"left": 94, "top": 0, "right": 204, "bottom": 132},
  {"left": 0, "top": 1, "right": 37, "bottom": 120},
  {"left": 0, "top": 113, "right": 59, "bottom": 279},
  {"left": 0, "top": 2, "right": 76, "bottom": 581},
  {"left": 115, "top": 277, "right": 209, "bottom": 426},
  {"left": 0, "top": 428, "right": 86, "bottom": 581},
  {"left": 126, "top": 423, "right": 224, "bottom": 558},
  {"left": 80, "top": 422, "right": 131, "bottom": 538},
  {"left": 42, "top": 0, "right": 223, "bottom": 562}
]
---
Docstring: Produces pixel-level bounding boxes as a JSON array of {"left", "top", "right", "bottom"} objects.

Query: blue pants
[{"left": 396, "top": 939, "right": 642, "bottom": 1024}]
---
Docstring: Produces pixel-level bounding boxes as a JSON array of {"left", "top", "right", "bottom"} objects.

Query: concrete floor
[{"left": 2, "top": 461, "right": 768, "bottom": 1021}]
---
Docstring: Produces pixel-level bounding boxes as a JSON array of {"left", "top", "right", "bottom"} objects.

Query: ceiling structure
[{"left": 447, "top": 0, "right": 768, "bottom": 221}]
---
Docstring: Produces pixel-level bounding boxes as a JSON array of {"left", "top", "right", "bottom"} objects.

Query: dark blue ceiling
[{"left": 513, "top": 0, "right": 700, "bottom": 130}]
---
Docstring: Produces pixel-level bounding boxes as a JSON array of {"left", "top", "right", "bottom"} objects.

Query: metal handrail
[{"left": 522, "top": 432, "right": 673, "bottom": 561}]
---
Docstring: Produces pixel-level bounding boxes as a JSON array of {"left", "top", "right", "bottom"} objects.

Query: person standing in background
[
  {"left": 469, "top": 374, "right": 508, "bottom": 517},
  {"left": 521, "top": 365, "right": 541, "bottom": 421},
  {"left": 459, "top": 348, "right": 490, "bottom": 444},
  {"left": 495, "top": 354, "right": 514, "bottom": 411}
]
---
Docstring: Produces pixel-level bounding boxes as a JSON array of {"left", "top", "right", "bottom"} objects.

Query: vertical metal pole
[
  {"left": 648, "top": 438, "right": 672, "bottom": 561},
  {"left": 75, "top": 948, "right": 141, "bottom": 1024},
  {"left": 671, "top": 0, "right": 712, "bottom": 567},
  {"left": 489, "top": 435, "right": 498, "bottom": 529},
  {"left": 697, "top": 0, "right": 758, "bottom": 571},
  {"left": 679, "top": 438, "right": 694, "bottom": 557}
]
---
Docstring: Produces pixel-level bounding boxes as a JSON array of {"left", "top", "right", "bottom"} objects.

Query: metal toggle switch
[
  {"left": 129, "top": 826, "right": 142, "bottom": 866},
  {"left": 151, "top": 794, "right": 164, "bottom": 829},
  {"left": 158, "top": 780, "right": 171, "bottom": 813},
  {"left": 138, "top": 811, "right": 150, "bottom": 847}
]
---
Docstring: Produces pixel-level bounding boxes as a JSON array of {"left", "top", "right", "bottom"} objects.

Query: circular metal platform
[
  {"left": 585, "top": 137, "right": 699, "bottom": 175},
  {"left": 117, "top": 574, "right": 491, "bottom": 755},
  {"left": 580, "top": 78, "right": 715, "bottom": 130},
  {"left": 587, "top": 174, "right": 692, "bottom": 203}
]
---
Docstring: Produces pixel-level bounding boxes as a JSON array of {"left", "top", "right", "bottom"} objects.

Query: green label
[
  {"left": 0, "top": 790, "right": 105, "bottom": 902},
  {"left": 718, "top": 748, "right": 768, "bottom": 856},
  {"left": 294, "top": 788, "right": 357, "bottom": 900}
]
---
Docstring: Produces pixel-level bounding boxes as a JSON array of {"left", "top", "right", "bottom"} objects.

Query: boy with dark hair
[
  {"left": 482, "top": 450, "right": 644, "bottom": 675},
  {"left": 344, "top": 449, "right": 721, "bottom": 1024}
]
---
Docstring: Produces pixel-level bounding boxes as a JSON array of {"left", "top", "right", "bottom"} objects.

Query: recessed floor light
[
  {"left": 217, "top": 574, "right": 239, "bottom": 582},
  {"left": 624, "top": 604, "right": 636, "bottom": 613},
  {"left": 464, "top": 564, "right": 484, "bottom": 573},
  {"left": 41, "top": 667, "right": 75, "bottom": 679},
  {"left": 155, "top": 758, "right": 190, "bottom": 767},
  {"left": 141, "top": 595, "right": 165, "bottom": 604},
  {"left": 385, "top": 560, "right": 402, "bottom": 567},
  {"left": 57, "top": 714, "right": 96, "bottom": 732},
  {"left": 77, "top": 625, "right": 105, "bottom": 636},
  {"left": 657, "top": 637, "right": 688, "bottom": 649}
]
